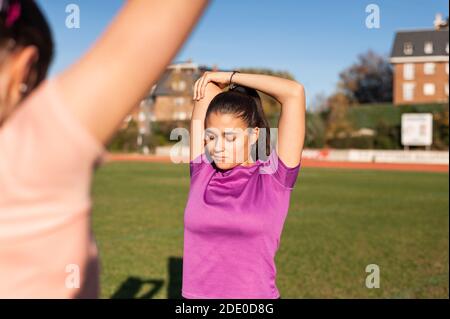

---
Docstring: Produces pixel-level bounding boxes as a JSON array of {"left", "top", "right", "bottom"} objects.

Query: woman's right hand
[{"left": 193, "top": 71, "right": 233, "bottom": 100}]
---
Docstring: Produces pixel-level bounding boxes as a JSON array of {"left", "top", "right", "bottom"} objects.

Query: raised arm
[
  {"left": 56, "top": 0, "right": 208, "bottom": 145},
  {"left": 190, "top": 75, "right": 222, "bottom": 161},
  {"left": 196, "top": 72, "right": 306, "bottom": 167}
]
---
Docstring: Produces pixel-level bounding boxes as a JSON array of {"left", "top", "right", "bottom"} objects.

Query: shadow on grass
[{"left": 111, "top": 257, "right": 183, "bottom": 299}]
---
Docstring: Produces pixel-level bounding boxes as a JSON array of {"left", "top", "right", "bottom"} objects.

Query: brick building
[
  {"left": 390, "top": 14, "right": 449, "bottom": 105},
  {"left": 121, "top": 61, "right": 220, "bottom": 152}
]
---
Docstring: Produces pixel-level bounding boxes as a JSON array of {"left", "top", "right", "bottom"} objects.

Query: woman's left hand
[{"left": 193, "top": 71, "right": 233, "bottom": 101}]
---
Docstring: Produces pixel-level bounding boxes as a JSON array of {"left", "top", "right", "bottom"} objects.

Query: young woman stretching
[
  {"left": 182, "top": 71, "right": 306, "bottom": 299},
  {"left": 0, "top": 0, "right": 207, "bottom": 298}
]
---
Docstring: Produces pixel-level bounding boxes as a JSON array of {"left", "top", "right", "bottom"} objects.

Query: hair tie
[
  {"left": 229, "top": 70, "right": 240, "bottom": 90},
  {"left": 1, "top": 0, "right": 22, "bottom": 28}
]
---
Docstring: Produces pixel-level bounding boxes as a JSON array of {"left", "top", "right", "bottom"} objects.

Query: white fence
[
  {"left": 156, "top": 146, "right": 449, "bottom": 165},
  {"left": 301, "top": 149, "right": 449, "bottom": 165}
]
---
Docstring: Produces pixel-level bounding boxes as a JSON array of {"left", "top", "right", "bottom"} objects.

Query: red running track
[{"left": 105, "top": 154, "right": 449, "bottom": 173}]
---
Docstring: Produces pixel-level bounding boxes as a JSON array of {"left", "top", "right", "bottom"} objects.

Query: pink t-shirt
[
  {"left": 182, "top": 151, "right": 301, "bottom": 299},
  {"left": 0, "top": 78, "right": 105, "bottom": 298}
]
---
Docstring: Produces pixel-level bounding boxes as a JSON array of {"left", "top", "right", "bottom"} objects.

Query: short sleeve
[
  {"left": 189, "top": 152, "right": 211, "bottom": 178},
  {"left": 260, "top": 150, "right": 301, "bottom": 189},
  {"left": 0, "top": 78, "right": 106, "bottom": 190}
]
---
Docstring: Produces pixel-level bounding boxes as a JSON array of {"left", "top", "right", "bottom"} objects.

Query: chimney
[{"left": 434, "top": 13, "right": 449, "bottom": 30}]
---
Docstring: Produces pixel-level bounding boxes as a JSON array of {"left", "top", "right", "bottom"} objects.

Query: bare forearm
[
  {"left": 59, "top": 0, "right": 208, "bottom": 144},
  {"left": 89, "top": 0, "right": 208, "bottom": 107},
  {"left": 190, "top": 81, "right": 222, "bottom": 160},
  {"left": 231, "top": 72, "right": 305, "bottom": 167},
  {"left": 231, "top": 73, "right": 304, "bottom": 105}
]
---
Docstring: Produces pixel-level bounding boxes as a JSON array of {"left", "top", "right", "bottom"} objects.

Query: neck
[{"left": 241, "top": 156, "right": 256, "bottom": 167}]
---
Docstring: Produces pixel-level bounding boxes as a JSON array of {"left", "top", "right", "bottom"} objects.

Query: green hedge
[
  {"left": 343, "top": 102, "right": 449, "bottom": 150},
  {"left": 347, "top": 103, "right": 448, "bottom": 129}
]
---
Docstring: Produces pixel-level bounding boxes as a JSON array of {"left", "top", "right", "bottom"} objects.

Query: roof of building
[
  {"left": 148, "top": 62, "right": 227, "bottom": 97},
  {"left": 390, "top": 28, "right": 449, "bottom": 58}
]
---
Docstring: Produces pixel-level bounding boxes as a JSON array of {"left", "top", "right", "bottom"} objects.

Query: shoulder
[
  {"left": 0, "top": 78, "right": 105, "bottom": 184},
  {"left": 190, "top": 152, "right": 213, "bottom": 179},
  {"left": 259, "top": 149, "right": 302, "bottom": 190}
]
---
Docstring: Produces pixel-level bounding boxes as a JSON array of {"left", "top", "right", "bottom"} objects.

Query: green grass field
[{"left": 91, "top": 162, "right": 449, "bottom": 299}]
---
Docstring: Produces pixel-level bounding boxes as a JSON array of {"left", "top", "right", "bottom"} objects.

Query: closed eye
[{"left": 224, "top": 134, "right": 237, "bottom": 142}]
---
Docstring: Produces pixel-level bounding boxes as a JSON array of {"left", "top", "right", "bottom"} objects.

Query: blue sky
[{"left": 36, "top": 0, "right": 449, "bottom": 106}]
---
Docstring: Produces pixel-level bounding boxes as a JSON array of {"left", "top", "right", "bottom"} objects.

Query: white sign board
[{"left": 401, "top": 113, "right": 433, "bottom": 146}]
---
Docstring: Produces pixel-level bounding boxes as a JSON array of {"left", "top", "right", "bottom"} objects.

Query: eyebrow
[
  {"left": 205, "top": 129, "right": 238, "bottom": 136},
  {"left": 204, "top": 129, "right": 217, "bottom": 135}
]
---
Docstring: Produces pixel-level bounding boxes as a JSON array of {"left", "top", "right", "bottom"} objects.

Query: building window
[
  {"left": 403, "top": 83, "right": 415, "bottom": 101},
  {"left": 423, "top": 62, "right": 435, "bottom": 75},
  {"left": 173, "top": 111, "right": 187, "bottom": 120},
  {"left": 423, "top": 83, "right": 435, "bottom": 96},
  {"left": 424, "top": 41, "right": 433, "bottom": 54},
  {"left": 172, "top": 80, "right": 187, "bottom": 92},
  {"left": 446, "top": 63, "right": 449, "bottom": 75},
  {"left": 403, "top": 63, "right": 415, "bottom": 80},
  {"left": 175, "top": 97, "right": 185, "bottom": 106},
  {"left": 403, "top": 42, "right": 414, "bottom": 55}
]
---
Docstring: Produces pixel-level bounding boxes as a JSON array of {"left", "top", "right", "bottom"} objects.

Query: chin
[{"left": 214, "top": 161, "right": 239, "bottom": 170}]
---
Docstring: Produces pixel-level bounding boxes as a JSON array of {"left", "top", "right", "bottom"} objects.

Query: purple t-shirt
[{"left": 182, "top": 150, "right": 301, "bottom": 299}]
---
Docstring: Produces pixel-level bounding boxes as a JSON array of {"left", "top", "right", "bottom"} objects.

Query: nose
[{"left": 213, "top": 138, "right": 225, "bottom": 154}]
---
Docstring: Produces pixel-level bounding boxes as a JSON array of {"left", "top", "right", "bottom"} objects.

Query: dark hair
[
  {"left": 205, "top": 85, "right": 271, "bottom": 161},
  {"left": 0, "top": 0, "right": 54, "bottom": 90}
]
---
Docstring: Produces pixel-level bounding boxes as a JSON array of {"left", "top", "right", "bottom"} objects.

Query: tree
[
  {"left": 338, "top": 50, "right": 393, "bottom": 104},
  {"left": 325, "top": 92, "right": 355, "bottom": 141}
]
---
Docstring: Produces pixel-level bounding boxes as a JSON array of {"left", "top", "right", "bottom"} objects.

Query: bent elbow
[{"left": 291, "top": 83, "right": 305, "bottom": 98}]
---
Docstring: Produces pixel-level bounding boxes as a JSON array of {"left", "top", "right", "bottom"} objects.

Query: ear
[
  {"left": 249, "top": 127, "right": 260, "bottom": 145},
  {"left": 10, "top": 45, "right": 40, "bottom": 98}
]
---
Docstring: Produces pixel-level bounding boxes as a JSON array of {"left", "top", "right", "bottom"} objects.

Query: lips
[{"left": 212, "top": 155, "right": 227, "bottom": 162}]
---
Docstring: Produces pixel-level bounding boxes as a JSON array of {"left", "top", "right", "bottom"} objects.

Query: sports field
[{"left": 91, "top": 161, "right": 449, "bottom": 299}]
